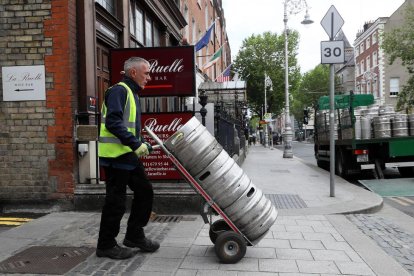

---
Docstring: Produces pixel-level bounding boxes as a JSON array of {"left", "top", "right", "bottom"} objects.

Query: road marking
[
  {"left": 389, "top": 197, "right": 411, "bottom": 206},
  {"left": 399, "top": 197, "right": 414, "bottom": 204},
  {"left": 0, "top": 217, "right": 32, "bottom": 226}
]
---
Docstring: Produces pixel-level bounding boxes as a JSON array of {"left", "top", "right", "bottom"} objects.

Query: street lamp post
[
  {"left": 283, "top": 0, "right": 313, "bottom": 158},
  {"left": 264, "top": 74, "right": 272, "bottom": 148}
]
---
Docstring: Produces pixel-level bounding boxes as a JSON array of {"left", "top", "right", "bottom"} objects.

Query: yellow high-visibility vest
[{"left": 98, "top": 82, "right": 137, "bottom": 158}]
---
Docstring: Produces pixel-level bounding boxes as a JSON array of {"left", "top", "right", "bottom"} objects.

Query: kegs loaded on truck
[{"left": 314, "top": 93, "right": 414, "bottom": 178}]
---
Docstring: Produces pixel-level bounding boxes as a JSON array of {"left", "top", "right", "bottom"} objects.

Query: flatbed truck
[{"left": 314, "top": 94, "right": 414, "bottom": 178}]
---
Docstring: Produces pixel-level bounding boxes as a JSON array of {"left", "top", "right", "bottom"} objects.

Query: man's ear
[{"left": 130, "top": 68, "right": 137, "bottom": 77}]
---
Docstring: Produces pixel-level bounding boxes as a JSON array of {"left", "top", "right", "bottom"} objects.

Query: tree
[
  {"left": 233, "top": 31, "right": 301, "bottom": 118},
  {"left": 382, "top": 4, "right": 414, "bottom": 111},
  {"left": 291, "top": 64, "right": 330, "bottom": 120}
]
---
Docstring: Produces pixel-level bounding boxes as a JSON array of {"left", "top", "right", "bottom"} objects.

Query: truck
[{"left": 314, "top": 93, "right": 414, "bottom": 178}]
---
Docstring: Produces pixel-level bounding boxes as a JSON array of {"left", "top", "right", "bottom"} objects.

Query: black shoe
[
  {"left": 96, "top": 244, "right": 135, "bottom": 259},
  {"left": 123, "top": 238, "right": 160, "bottom": 252}
]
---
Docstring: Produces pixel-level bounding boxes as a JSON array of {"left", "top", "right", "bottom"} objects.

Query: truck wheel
[
  {"left": 335, "top": 149, "right": 348, "bottom": 177},
  {"left": 209, "top": 219, "right": 231, "bottom": 244},
  {"left": 214, "top": 231, "right": 246, "bottom": 264},
  {"left": 398, "top": 167, "right": 414, "bottom": 177},
  {"left": 317, "top": 159, "right": 328, "bottom": 170}
]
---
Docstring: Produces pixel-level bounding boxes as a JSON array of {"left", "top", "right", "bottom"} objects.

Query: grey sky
[{"left": 222, "top": 0, "right": 405, "bottom": 73}]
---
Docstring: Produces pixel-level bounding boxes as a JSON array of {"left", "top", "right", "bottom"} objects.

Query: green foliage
[
  {"left": 396, "top": 77, "right": 414, "bottom": 112},
  {"left": 233, "top": 31, "right": 301, "bottom": 118},
  {"left": 382, "top": 5, "right": 414, "bottom": 110},
  {"left": 249, "top": 115, "right": 260, "bottom": 130},
  {"left": 291, "top": 64, "right": 330, "bottom": 120}
]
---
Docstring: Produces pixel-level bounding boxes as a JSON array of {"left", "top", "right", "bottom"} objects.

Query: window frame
[{"left": 390, "top": 77, "right": 400, "bottom": 97}]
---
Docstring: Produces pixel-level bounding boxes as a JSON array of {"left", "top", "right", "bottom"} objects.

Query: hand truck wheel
[
  {"left": 209, "top": 219, "right": 231, "bottom": 244},
  {"left": 214, "top": 231, "right": 247, "bottom": 264}
]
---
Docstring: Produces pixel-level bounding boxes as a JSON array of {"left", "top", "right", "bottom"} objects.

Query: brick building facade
[
  {"left": 354, "top": 18, "right": 388, "bottom": 104},
  {"left": 0, "top": 0, "right": 77, "bottom": 209},
  {"left": 0, "top": 0, "right": 231, "bottom": 212}
]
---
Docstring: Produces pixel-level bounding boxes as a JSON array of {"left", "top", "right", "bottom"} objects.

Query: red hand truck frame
[{"left": 145, "top": 126, "right": 251, "bottom": 263}]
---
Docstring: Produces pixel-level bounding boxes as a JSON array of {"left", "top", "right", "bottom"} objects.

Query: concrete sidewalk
[
  {"left": 242, "top": 144, "right": 383, "bottom": 215},
  {"left": 0, "top": 145, "right": 412, "bottom": 275}
]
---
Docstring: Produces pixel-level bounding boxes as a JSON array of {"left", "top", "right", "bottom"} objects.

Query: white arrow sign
[{"left": 321, "top": 5, "right": 344, "bottom": 40}]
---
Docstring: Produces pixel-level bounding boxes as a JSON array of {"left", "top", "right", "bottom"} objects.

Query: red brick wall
[{"left": 44, "top": 0, "right": 78, "bottom": 199}]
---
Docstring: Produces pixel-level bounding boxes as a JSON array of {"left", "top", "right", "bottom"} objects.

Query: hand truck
[{"left": 145, "top": 126, "right": 250, "bottom": 264}]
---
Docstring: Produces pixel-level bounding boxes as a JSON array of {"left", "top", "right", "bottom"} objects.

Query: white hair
[{"left": 124, "top": 57, "right": 149, "bottom": 77}]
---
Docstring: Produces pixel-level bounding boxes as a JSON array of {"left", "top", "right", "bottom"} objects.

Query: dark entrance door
[{"left": 96, "top": 41, "right": 111, "bottom": 111}]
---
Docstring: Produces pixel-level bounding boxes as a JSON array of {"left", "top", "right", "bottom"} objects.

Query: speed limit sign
[{"left": 321, "top": 41, "right": 345, "bottom": 64}]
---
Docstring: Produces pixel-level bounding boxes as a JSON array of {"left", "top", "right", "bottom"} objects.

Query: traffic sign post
[{"left": 320, "top": 5, "right": 345, "bottom": 198}]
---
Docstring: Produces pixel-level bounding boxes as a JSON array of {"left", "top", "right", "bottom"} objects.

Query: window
[
  {"left": 95, "top": 0, "right": 115, "bottom": 15},
  {"left": 135, "top": 6, "right": 144, "bottom": 43},
  {"left": 360, "top": 42, "right": 364, "bottom": 53},
  {"left": 145, "top": 16, "right": 153, "bottom": 46},
  {"left": 205, "top": 4, "right": 209, "bottom": 30},
  {"left": 367, "top": 37, "right": 370, "bottom": 48},
  {"left": 373, "top": 51, "right": 377, "bottom": 66},
  {"left": 129, "top": 2, "right": 160, "bottom": 47},
  {"left": 372, "top": 32, "right": 377, "bottom": 44},
  {"left": 390, "top": 78, "right": 400, "bottom": 97},
  {"left": 129, "top": 4, "right": 135, "bottom": 36},
  {"left": 355, "top": 45, "right": 359, "bottom": 56},
  {"left": 183, "top": 5, "right": 189, "bottom": 39},
  {"left": 153, "top": 25, "right": 160, "bottom": 46},
  {"left": 367, "top": 56, "right": 371, "bottom": 69},
  {"left": 361, "top": 60, "right": 365, "bottom": 72},
  {"left": 192, "top": 18, "right": 196, "bottom": 44}
]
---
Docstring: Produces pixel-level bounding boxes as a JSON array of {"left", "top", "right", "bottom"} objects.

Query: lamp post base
[{"left": 283, "top": 126, "right": 293, "bottom": 158}]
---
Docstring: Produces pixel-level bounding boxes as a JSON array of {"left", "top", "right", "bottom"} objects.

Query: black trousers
[{"left": 97, "top": 161, "right": 153, "bottom": 250}]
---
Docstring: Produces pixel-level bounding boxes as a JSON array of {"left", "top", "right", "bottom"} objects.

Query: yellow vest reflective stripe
[{"left": 98, "top": 82, "right": 137, "bottom": 158}]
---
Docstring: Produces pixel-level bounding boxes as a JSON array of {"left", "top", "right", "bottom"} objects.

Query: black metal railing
[{"left": 214, "top": 105, "right": 246, "bottom": 157}]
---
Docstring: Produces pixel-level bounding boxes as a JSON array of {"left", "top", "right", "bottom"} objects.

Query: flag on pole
[
  {"left": 195, "top": 22, "right": 215, "bottom": 52},
  {"left": 215, "top": 64, "right": 232, "bottom": 82},
  {"left": 202, "top": 45, "right": 223, "bottom": 70}
]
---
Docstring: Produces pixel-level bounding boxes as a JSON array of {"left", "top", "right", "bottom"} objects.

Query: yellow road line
[
  {"left": 399, "top": 197, "right": 414, "bottom": 204},
  {"left": 0, "top": 221, "right": 24, "bottom": 226},
  {"left": 0, "top": 217, "right": 32, "bottom": 226},
  {"left": 0, "top": 218, "right": 32, "bottom": 222},
  {"left": 389, "top": 197, "right": 410, "bottom": 206}
]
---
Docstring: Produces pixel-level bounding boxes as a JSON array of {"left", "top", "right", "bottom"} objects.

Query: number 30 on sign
[{"left": 320, "top": 41, "right": 345, "bottom": 64}]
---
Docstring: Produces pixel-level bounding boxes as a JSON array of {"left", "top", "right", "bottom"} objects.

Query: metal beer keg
[
  {"left": 392, "top": 114, "right": 408, "bottom": 137},
  {"left": 409, "top": 114, "right": 414, "bottom": 136},
  {"left": 373, "top": 116, "right": 391, "bottom": 138},
  {"left": 195, "top": 150, "right": 251, "bottom": 209},
  {"left": 164, "top": 117, "right": 223, "bottom": 175}
]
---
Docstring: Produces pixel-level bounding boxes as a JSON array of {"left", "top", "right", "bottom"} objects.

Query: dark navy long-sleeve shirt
[{"left": 99, "top": 76, "right": 145, "bottom": 170}]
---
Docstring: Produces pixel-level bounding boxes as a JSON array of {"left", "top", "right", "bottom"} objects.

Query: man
[{"left": 97, "top": 57, "right": 160, "bottom": 259}]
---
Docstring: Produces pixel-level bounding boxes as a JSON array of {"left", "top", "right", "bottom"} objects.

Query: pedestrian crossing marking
[
  {"left": 389, "top": 197, "right": 411, "bottom": 206},
  {"left": 0, "top": 217, "right": 32, "bottom": 226}
]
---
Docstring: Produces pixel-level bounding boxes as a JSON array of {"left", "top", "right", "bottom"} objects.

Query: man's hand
[
  {"left": 144, "top": 142, "right": 153, "bottom": 153},
  {"left": 134, "top": 143, "right": 149, "bottom": 157}
]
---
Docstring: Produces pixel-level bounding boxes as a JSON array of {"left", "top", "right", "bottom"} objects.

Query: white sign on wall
[{"left": 2, "top": 65, "right": 46, "bottom": 101}]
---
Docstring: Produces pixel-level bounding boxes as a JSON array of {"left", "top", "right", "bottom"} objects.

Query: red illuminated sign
[
  {"left": 141, "top": 112, "right": 193, "bottom": 180},
  {"left": 110, "top": 46, "right": 196, "bottom": 97}
]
